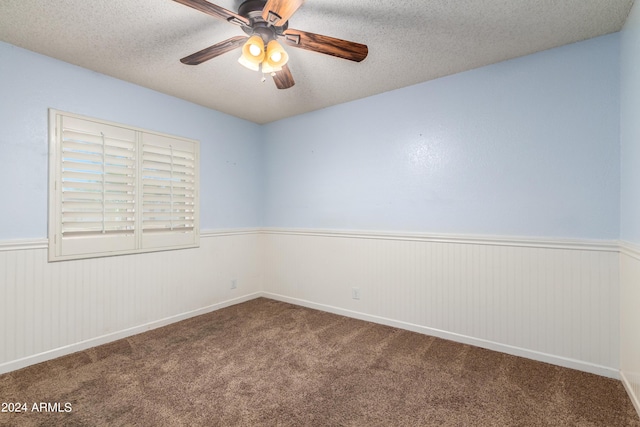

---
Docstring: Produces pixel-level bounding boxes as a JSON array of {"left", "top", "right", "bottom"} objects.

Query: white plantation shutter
[
  {"left": 141, "top": 132, "right": 198, "bottom": 248},
  {"left": 49, "top": 110, "right": 199, "bottom": 261},
  {"left": 55, "top": 115, "right": 137, "bottom": 256}
]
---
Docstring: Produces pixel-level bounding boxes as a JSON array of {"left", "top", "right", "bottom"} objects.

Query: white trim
[
  {"left": 621, "top": 370, "right": 640, "bottom": 417},
  {"left": 0, "top": 292, "right": 262, "bottom": 375},
  {"left": 0, "top": 238, "right": 48, "bottom": 252},
  {"left": 261, "top": 227, "right": 619, "bottom": 252},
  {"left": 620, "top": 240, "right": 640, "bottom": 261},
  {"left": 262, "top": 292, "right": 620, "bottom": 379},
  {"left": 0, "top": 230, "right": 261, "bottom": 252},
  {"left": 0, "top": 229, "right": 620, "bottom": 252},
  {"left": 201, "top": 228, "right": 262, "bottom": 238}
]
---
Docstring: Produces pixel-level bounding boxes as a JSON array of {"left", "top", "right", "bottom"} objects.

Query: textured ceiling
[{"left": 0, "top": 0, "right": 634, "bottom": 124}]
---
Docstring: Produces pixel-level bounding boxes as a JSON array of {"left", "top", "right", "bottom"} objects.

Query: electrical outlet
[
  {"left": 231, "top": 279, "right": 237, "bottom": 289},
  {"left": 352, "top": 287, "right": 360, "bottom": 300}
]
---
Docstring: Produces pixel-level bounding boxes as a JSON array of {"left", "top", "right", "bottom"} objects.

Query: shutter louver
[{"left": 61, "top": 127, "right": 136, "bottom": 236}]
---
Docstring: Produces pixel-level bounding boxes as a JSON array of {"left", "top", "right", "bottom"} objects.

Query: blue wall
[
  {"left": 0, "top": 42, "right": 263, "bottom": 240},
  {"left": 263, "top": 34, "right": 620, "bottom": 239},
  {"left": 0, "top": 32, "right": 622, "bottom": 241},
  {"left": 621, "top": 3, "right": 640, "bottom": 245}
]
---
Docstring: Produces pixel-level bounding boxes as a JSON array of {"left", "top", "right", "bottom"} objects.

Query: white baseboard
[
  {"left": 621, "top": 371, "right": 640, "bottom": 418},
  {"left": 262, "top": 292, "right": 619, "bottom": 379},
  {"left": 0, "top": 292, "right": 262, "bottom": 375},
  {"left": 0, "top": 289, "right": 621, "bottom": 381}
]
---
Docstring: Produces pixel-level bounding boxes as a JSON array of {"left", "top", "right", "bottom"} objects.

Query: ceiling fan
[{"left": 173, "top": 0, "right": 369, "bottom": 89}]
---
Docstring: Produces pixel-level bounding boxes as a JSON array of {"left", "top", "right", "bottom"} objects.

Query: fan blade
[
  {"left": 262, "top": 0, "right": 304, "bottom": 26},
  {"left": 173, "top": 0, "right": 250, "bottom": 26},
  {"left": 282, "top": 29, "right": 368, "bottom": 62},
  {"left": 273, "top": 64, "right": 295, "bottom": 89},
  {"left": 180, "top": 36, "right": 248, "bottom": 65}
]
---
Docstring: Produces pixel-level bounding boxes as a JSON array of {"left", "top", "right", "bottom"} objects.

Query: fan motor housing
[
  {"left": 237, "top": 0, "right": 266, "bottom": 19},
  {"left": 238, "top": 0, "right": 288, "bottom": 41}
]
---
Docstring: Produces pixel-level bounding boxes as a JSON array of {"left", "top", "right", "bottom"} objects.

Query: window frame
[{"left": 48, "top": 109, "right": 200, "bottom": 262}]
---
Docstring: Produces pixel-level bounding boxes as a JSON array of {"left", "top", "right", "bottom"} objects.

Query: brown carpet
[{"left": 0, "top": 297, "right": 638, "bottom": 426}]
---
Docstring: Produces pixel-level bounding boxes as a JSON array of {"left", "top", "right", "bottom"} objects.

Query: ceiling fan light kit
[
  {"left": 238, "top": 34, "right": 266, "bottom": 71},
  {"left": 238, "top": 37, "right": 287, "bottom": 74},
  {"left": 242, "top": 35, "right": 265, "bottom": 61},
  {"left": 174, "top": 0, "right": 369, "bottom": 89},
  {"left": 264, "top": 40, "right": 288, "bottom": 68}
]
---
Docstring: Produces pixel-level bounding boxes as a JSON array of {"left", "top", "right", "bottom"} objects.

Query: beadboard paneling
[
  {"left": 0, "top": 229, "right": 625, "bottom": 382},
  {"left": 620, "top": 242, "right": 640, "bottom": 415},
  {"left": 0, "top": 230, "right": 262, "bottom": 374},
  {"left": 261, "top": 229, "right": 620, "bottom": 378}
]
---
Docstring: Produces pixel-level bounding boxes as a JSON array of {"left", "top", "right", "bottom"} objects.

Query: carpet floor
[{"left": 0, "top": 298, "right": 638, "bottom": 426}]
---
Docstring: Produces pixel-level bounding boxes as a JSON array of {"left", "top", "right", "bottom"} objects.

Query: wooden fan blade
[
  {"left": 173, "top": 0, "right": 250, "bottom": 26},
  {"left": 282, "top": 29, "right": 368, "bottom": 62},
  {"left": 262, "top": 0, "right": 304, "bottom": 26},
  {"left": 273, "top": 64, "right": 295, "bottom": 89},
  {"left": 180, "top": 36, "right": 248, "bottom": 65}
]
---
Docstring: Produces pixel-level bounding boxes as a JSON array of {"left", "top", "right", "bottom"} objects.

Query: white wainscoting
[
  {"left": 620, "top": 242, "right": 640, "bottom": 415},
  {"left": 0, "top": 228, "right": 627, "bottom": 383},
  {"left": 261, "top": 228, "right": 621, "bottom": 378},
  {"left": 0, "top": 229, "right": 262, "bottom": 374}
]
